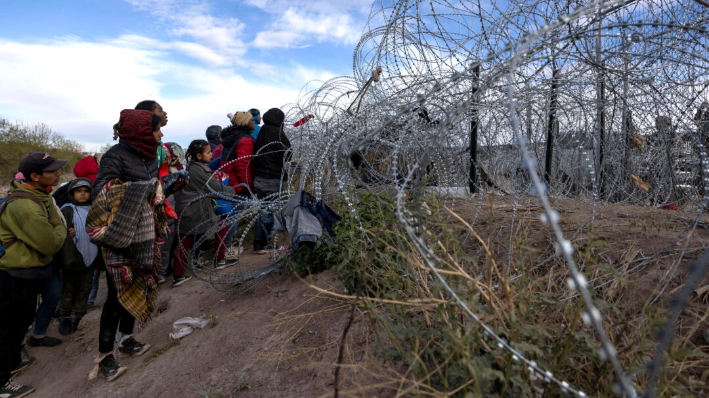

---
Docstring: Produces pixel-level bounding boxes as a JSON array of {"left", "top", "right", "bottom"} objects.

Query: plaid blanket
[{"left": 86, "top": 179, "right": 168, "bottom": 324}]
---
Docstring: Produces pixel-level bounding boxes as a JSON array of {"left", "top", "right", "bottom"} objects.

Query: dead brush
[{"left": 280, "top": 192, "right": 709, "bottom": 396}]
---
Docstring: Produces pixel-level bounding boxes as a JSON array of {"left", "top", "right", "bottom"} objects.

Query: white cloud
[
  {"left": 252, "top": 30, "right": 303, "bottom": 49},
  {"left": 245, "top": 0, "right": 371, "bottom": 49},
  {"left": 170, "top": 15, "right": 245, "bottom": 49},
  {"left": 0, "top": 37, "right": 334, "bottom": 148},
  {"left": 122, "top": 0, "right": 247, "bottom": 65}
]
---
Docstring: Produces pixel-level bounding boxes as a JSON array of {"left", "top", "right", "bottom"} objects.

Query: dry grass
[{"left": 272, "top": 192, "right": 709, "bottom": 397}]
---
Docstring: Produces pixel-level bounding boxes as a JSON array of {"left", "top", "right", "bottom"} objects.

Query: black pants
[
  {"left": 98, "top": 270, "right": 135, "bottom": 353},
  {"left": 0, "top": 271, "right": 42, "bottom": 385},
  {"left": 57, "top": 268, "right": 94, "bottom": 318}
]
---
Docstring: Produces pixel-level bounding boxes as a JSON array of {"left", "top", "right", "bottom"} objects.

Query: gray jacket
[
  {"left": 175, "top": 162, "right": 235, "bottom": 235},
  {"left": 272, "top": 190, "right": 321, "bottom": 249}
]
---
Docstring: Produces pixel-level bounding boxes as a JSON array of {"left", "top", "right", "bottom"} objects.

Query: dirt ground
[
  {"left": 15, "top": 252, "right": 353, "bottom": 398},
  {"left": 11, "top": 195, "right": 709, "bottom": 397}
]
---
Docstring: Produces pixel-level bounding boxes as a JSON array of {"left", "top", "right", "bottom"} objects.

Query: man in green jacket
[{"left": 0, "top": 152, "right": 67, "bottom": 398}]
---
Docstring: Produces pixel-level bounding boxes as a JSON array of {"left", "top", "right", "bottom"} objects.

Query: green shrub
[
  {"left": 285, "top": 191, "right": 414, "bottom": 299},
  {"left": 0, "top": 117, "right": 83, "bottom": 186}
]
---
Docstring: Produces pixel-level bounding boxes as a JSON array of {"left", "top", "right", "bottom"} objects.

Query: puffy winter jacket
[
  {"left": 73, "top": 155, "right": 99, "bottom": 182},
  {"left": 92, "top": 141, "right": 159, "bottom": 199},
  {"left": 175, "top": 162, "right": 235, "bottom": 235},
  {"left": 220, "top": 125, "right": 255, "bottom": 195},
  {"left": 254, "top": 108, "right": 291, "bottom": 180},
  {"left": 0, "top": 180, "right": 67, "bottom": 270}
]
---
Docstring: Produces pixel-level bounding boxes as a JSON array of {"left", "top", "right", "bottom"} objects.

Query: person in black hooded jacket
[
  {"left": 252, "top": 108, "right": 291, "bottom": 253},
  {"left": 253, "top": 108, "right": 291, "bottom": 181}
]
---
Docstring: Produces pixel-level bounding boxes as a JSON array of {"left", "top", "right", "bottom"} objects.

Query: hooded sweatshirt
[
  {"left": 73, "top": 155, "right": 99, "bottom": 182},
  {"left": 206, "top": 125, "right": 222, "bottom": 150},
  {"left": 59, "top": 178, "right": 99, "bottom": 269},
  {"left": 0, "top": 180, "right": 67, "bottom": 272},
  {"left": 253, "top": 108, "right": 292, "bottom": 180}
]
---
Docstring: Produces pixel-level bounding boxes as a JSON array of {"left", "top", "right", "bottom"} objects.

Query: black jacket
[
  {"left": 92, "top": 141, "right": 159, "bottom": 199},
  {"left": 253, "top": 108, "right": 291, "bottom": 180}
]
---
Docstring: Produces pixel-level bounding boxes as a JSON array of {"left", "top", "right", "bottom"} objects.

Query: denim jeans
[
  {"left": 88, "top": 270, "right": 100, "bottom": 305},
  {"left": 159, "top": 218, "right": 177, "bottom": 276},
  {"left": 223, "top": 197, "right": 249, "bottom": 249},
  {"left": 253, "top": 177, "right": 282, "bottom": 250},
  {"left": 33, "top": 269, "right": 62, "bottom": 337}
]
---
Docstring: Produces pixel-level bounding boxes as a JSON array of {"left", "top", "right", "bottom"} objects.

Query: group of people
[{"left": 0, "top": 101, "right": 292, "bottom": 398}]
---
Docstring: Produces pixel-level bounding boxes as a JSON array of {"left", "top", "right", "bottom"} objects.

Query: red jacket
[
  {"left": 73, "top": 156, "right": 99, "bottom": 182},
  {"left": 221, "top": 136, "right": 254, "bottom": 195},
  {"left": 212, "top": 144, "right": 223, "bottom": 159}
]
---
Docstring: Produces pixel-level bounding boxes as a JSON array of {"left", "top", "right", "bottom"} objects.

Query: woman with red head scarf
[
  {"left": 88, "top": 108, "right": 163, "bottom": 382},
  {"left": 92, "top": 109, "right": 163, "bottom": 199}
]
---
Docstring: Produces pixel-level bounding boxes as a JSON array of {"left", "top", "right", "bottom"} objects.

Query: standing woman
[
  {"left": 88, "top": 107, "right": 165, "bottom": 382},
  {"left": 92, "top": 100, "right": 167, "bottom": 199}
]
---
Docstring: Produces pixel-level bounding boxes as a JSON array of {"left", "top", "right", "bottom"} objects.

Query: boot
[{"left": 58, "top": 317, "right": 73, "bottom": 336}]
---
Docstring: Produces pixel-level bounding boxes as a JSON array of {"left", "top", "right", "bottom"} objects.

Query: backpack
[{"left": 0, "top": 192, "right": 44, "bottom": 259}]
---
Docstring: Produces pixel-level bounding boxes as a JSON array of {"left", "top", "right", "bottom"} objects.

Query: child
[
  {"left": 174, "top": 140, "right": 236, "bottom": 286},
  {"left": 56, "top": 178, "right": 103, "bottom": 336}
]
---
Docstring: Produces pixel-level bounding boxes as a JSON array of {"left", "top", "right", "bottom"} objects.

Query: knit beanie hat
[{"left": 227, "top": 111, "right": 253, "bottom": 127}]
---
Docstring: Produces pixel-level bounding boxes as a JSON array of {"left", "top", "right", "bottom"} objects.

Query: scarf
[
  {"left": 156, "top": 141, "right": 167, "bottom": 166},
  {"left": 62, "top": 203, "right": 99, "bottom": 267},
  {"left": 117, "top": 109, "right": 159, "bottom": 161}
]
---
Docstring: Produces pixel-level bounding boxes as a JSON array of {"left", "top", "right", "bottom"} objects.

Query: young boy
[{"left": 56, "top": 178, "right": 102, "bottom": 336}]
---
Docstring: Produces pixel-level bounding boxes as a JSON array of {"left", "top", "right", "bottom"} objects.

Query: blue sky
[{"left": 0, "top": 0, "right": 374, "bottom": 150}]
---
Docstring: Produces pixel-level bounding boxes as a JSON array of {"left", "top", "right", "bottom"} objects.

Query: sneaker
[
  {"left": 0, "top": 380, "right": 34, "bottom": 398},
  {"left": 157, "top": 275, "right": 167, "bottom": 285},
  {"left": 254, "top": 248, "right": 275, "bottom": 255},
  {"left": 58, "top": 317, "right": 72, "bottom": 336},
  {"left": 172, "top": 275, "right": 192, "bottom": 287},
  {"left": 27, "top": 336, "right": 62, "bottom": 347},
  {"left": 98, "top": 354, "right": 127, "bottom": 382},
  {"left": 10, "top": 356, "right": 36, "bottom": 376},
  {"left": 214, "top": 260, "right": 227, "bottom": 270},
  {"left": 118, "top": 336, "right": 150, "bottom": 357},
  {"left": 225, "top": 246, "right": 243, "bottom": 259},
  {"left": 19, "top": 345, "right": 30, "bottom": 364},
  {"left": 73, "top": 317, "right": 82, "bottom": 332}
]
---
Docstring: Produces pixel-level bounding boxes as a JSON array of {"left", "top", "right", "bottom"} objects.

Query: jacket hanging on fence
[{"left": 265, "top": 190, "right": 341, "bottom": 249}]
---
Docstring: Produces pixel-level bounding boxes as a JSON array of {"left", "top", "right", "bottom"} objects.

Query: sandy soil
[{"left": 15, "top": 253, "right": 352, "bottom": 398}]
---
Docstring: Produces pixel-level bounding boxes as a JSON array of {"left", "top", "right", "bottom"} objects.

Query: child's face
[
  {"left": 73, "top": 187, "right": 91, "bottom": 204},
  {"left": 197, "top": 145, "right": 213, "bottom": 163}
]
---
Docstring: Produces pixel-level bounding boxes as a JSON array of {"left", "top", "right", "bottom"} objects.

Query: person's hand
[{"left": 69, "top": 228, "right": 76, "bottom": 238}]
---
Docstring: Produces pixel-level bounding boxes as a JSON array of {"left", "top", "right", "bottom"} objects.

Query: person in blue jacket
[{"left": 249, "top": 108, "right": 261, "bottom": 140}]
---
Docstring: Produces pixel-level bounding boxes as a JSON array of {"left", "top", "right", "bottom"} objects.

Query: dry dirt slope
[{"left": 15, "top": 266, "right": 352, "bottom": 398}]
